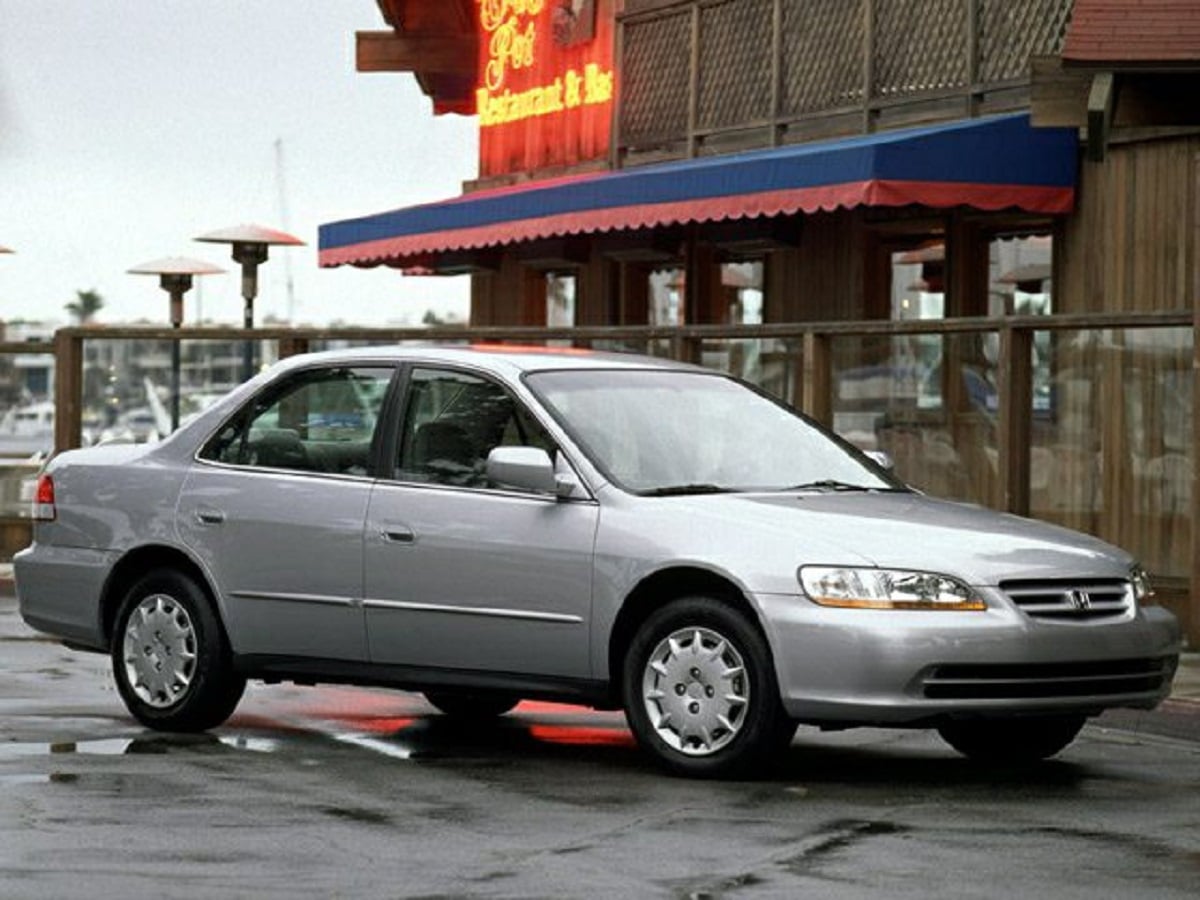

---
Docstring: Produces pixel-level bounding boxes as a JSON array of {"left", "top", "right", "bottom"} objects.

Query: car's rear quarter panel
[{"left": 15, "top": 445, "right": 193, "bottom": 649}]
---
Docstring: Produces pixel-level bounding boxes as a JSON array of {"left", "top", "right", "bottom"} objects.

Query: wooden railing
[
  {"left": 0, "top": 311, "right": 1192, "bottom": 640},
  {"left": 46, "top": 311, "right": 1188, "bottom": 515}
]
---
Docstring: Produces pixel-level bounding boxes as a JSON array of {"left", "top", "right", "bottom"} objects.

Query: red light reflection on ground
[
  {"left": 239, "top": 688, "right": 637, "bottom": 746},
  {"left": 322, "top": 716, "right": 417, "bottom": 736},
  {"left": 528, "top": 724, "right": 636, "bottom": 747},
  {"left": 514, "top": 700, "right": 594, "bottom": 715}
]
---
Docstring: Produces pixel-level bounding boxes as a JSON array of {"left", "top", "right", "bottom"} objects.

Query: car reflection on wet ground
[{"left": 2, "top": 589, "right": 1199, "bottom": 900}]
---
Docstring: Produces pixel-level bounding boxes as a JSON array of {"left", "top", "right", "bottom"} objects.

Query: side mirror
[
  {"left": 487, "top": 446, "right": 573, "bottom": 497},
  {"left": 864, "top": 449, "right": 895, "bottom": 470}
]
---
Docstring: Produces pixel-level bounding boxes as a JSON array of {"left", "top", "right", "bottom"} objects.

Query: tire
[
  {"left": 622, "top": 596, "right": 795, "bottom": 778},
  {"left": 424, "top": 690, "right": 520, "bottom": 718},
  {"left": 937, "top": 714, "right": 1086, "bottom": 763},
  {"left": 111, "top": 568, "right": 245, "bottom": 732}
]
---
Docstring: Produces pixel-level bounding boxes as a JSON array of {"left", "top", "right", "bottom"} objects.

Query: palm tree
[{"left": 65, "top": 289, "right": 104, "bottom": 325}]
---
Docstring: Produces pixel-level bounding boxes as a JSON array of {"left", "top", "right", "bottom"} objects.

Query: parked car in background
[{"left": 15, "top": 346, "right": 1181, "bottom": 777}]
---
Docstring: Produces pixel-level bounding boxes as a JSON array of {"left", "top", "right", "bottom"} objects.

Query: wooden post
[
  {"left": 610, "top": 10, "right": 624, "bottom": 167},
  {"left": 53, "top": 329, "right": 84, "bottom": 454},
  {"left": 277, "top": 336, "right": 311, "bottom": 360},
  {"left": 671, "top": 333, "right": 702, "bottom": 366},
  {"left": 770, "top": 0, "right": 783, "bottom": 145},
  {"left": 964, "top": 0, "right": 978, "bottom": 118},
  {"left": 862, "top": 0, "right": 875, "bottom": 133},
  {"left": 1191, "top": 152, "right": 1200, "bottom": 643},
  {"left": 687, "top": 3, "right": 700, "bottom": 156},
  {"left": 801, "top": 331, "right": 833, "bottom": 426},
  {"left": 997, "top": 323, "right": 1032, "bottom": 515}
]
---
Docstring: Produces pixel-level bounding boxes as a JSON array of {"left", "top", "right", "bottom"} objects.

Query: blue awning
[{"left": 320, "top": 114, "right": 1077, "bottom": 269}]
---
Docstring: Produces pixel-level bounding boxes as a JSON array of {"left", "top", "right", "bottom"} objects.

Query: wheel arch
[
  {"left": 606, "top": 565, "right": 769, "bottom": 700},
  {"left": 100, "top": 544, "right": 225, "bottom": 647}
]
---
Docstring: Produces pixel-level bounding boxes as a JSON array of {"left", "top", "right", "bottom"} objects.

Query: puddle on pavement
[
  {"left": 0, "top": 733, "right": 281, "bottom": 761},
  {"left": 332, "top": 732, "right": 413, "bottom": 761},
  {"left": 0, "top": 772, "right": 79, "bottom": 786},
  {"left": 217, "top": 735, "right": 279, "bottom": 754}
]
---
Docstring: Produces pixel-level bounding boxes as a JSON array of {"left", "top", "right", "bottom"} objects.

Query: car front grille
[
  {"left": 1001, "top": 579, "right": 1132, "bottom": 621},
  {"left": 922, "top": 656, "right": 1175, "bottom": 700}
]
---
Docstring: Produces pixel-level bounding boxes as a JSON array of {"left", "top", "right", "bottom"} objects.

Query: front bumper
[{"left": 754, "top": 588, "right": 1182, "bottom": 725}]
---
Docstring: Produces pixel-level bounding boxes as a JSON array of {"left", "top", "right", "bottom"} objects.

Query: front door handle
[{"left": 195, "top": 507, "right": 226, "bottom": 525}]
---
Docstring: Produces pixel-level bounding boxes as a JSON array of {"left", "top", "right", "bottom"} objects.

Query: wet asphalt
[{"left": 1, "top": 588, "right": 1198, "bottom": 900}]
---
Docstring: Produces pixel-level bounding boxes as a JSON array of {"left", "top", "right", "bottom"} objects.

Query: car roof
[{"left": 270, "top": 343, "right": 705, "bottom": 378}]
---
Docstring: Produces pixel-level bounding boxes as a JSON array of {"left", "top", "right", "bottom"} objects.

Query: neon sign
[{"left": 476, "top": 0, "right": 614, "bottom": 128}]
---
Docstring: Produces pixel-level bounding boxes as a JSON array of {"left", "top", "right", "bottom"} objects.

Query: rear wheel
[
  {"left": 424, "top": 690, "right": 520, "bottom": 718},
  {"left": 111, "top": 568, "right": 245, "bottom": 732},
  {"left": 937, "top": 714, "right": 1086, "bottom": 762},
  {"left": 622, "top": 596, "right": 795, "bottom": 778}
]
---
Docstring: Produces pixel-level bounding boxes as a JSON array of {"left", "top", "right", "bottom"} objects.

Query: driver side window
[{"left": 395, "top": 367, "right": 556, "bottom": 488}]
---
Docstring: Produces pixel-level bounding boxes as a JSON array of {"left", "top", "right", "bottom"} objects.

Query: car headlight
[
  {"left": 1130, "top": 564, "right": 1154, "bottom": 605},
  {"left": 798, "top": 566, "right": 985, "bottom": 611}
]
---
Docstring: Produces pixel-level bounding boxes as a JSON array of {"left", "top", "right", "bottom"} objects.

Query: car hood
[{"left": 656, "top": 490, "right": 1133, "bottom": 587}]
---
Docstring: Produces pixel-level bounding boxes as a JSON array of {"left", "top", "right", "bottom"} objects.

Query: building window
[
  {"left": 888, "top": 241, "right": 945, "bottom": 410},
  {"left": 648, "top": 267, "right": 685, "bottom": 325},
  {"left": 989, "top": 234, "right": 1052, "bottom": 316},
  {"left": 984, "top": 233, "right": 1054, "bottom": 415},
  {"left": 721, "top": 260, "right": 764, "bottom": 324},
  {"left": 546, "top": 272, "right": 577, "bottom": 327}
]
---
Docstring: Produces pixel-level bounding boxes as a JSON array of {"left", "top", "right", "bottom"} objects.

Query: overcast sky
[{"left": 0, "top": 1, "right": 478, "bottom": 328}]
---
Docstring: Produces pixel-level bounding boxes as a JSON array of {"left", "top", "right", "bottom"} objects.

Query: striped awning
[{"left": 319, "top": 114, "right": 1077, "bottom": 270}]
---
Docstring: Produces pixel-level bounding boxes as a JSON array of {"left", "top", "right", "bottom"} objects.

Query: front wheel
[
  {"left": 111, "top": 568, "right": 245, "bottom": 732},
  {"left": 622, "top": 596, "right": 795, "bottom": 778},
  {"left": 937, "top": 714, "right": 1086, "bottom": 762}
]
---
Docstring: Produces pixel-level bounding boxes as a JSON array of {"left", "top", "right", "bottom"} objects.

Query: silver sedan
[{"left": 15, "top": 346, "right": 1181, "bottom": 777}]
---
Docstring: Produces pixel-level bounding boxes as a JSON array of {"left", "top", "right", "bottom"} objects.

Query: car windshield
[{"left": 526, "top": 369, "right": 904, "bottom": 495}]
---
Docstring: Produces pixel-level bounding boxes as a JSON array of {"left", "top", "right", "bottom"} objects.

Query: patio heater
[
  {"left": 127, "top": 257, "right": 225, "bottom": 432},
  {"left": 194, "top": 225, "right": 304, "bottom": 382}
]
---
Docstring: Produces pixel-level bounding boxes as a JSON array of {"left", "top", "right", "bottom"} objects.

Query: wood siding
[{"left": 1058, "top": 136, "right": 1199, "bottom": 314}]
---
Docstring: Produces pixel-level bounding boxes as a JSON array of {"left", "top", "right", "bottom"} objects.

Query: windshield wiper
[
  {"left": 642, "top": 483, "right": 736, "bottom": 497},
  {"left": 784, "top": 480, "right": 880, "bottom": 493}
]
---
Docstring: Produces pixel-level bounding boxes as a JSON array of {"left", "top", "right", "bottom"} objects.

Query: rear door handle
[
  {"left": 380, "top": 526, "right": 415, "bottom": 544},
  {"left": 195, "top": 508, "right": 226, "bottom": 525}
]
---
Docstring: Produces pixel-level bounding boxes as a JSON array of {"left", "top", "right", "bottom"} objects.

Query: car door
[
  {"left": 363, "top": 365, "right": 598, "bottom": 678},
  {"left": 177, "top": 364, "right": 395, "bottom": 661}
]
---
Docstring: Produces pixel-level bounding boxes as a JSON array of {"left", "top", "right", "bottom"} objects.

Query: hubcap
[
  {"left": 642, "top": 626, "right": 749, "bottom": 756},
  {"left": 122, "top": 594, "right": 198, "bottom": 709}
]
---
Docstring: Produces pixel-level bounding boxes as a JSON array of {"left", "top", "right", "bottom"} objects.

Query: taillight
[{"left": 33, "top": 474, "right": 56, "bottom": 521}]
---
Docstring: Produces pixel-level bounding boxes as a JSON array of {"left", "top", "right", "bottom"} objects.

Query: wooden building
[{"left": 322, "top": 0, "right": 1199, "bottom": 640}]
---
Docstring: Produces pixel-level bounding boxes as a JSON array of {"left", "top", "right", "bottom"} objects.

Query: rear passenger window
[{"left": 200, "top": 367, "right": 393, "bottom": 476}]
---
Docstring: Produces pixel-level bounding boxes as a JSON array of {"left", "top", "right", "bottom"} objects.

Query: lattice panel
[
  {"left": 781, "top": 0, "right": 865, "bottom": 115},
  {"left": 697, "top": 0, "right": 775, "bottom": 130},
  {"left": 620, "top": 12, "right": 693, "bottom": 146},
  {"left": 978, "top": 0, "right": 1073, "bottom": 83},
  {"left": 873, "top": 0, "right": 968, "bottom": 97}
]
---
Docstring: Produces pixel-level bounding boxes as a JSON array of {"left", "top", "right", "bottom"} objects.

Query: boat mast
[{"left": 274, "top": 138, "right": 296, "bottom": 323}]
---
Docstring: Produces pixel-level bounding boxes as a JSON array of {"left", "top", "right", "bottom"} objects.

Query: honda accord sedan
[{"left": 15, "top": 346, "right": 1181, "bottom": 777}]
